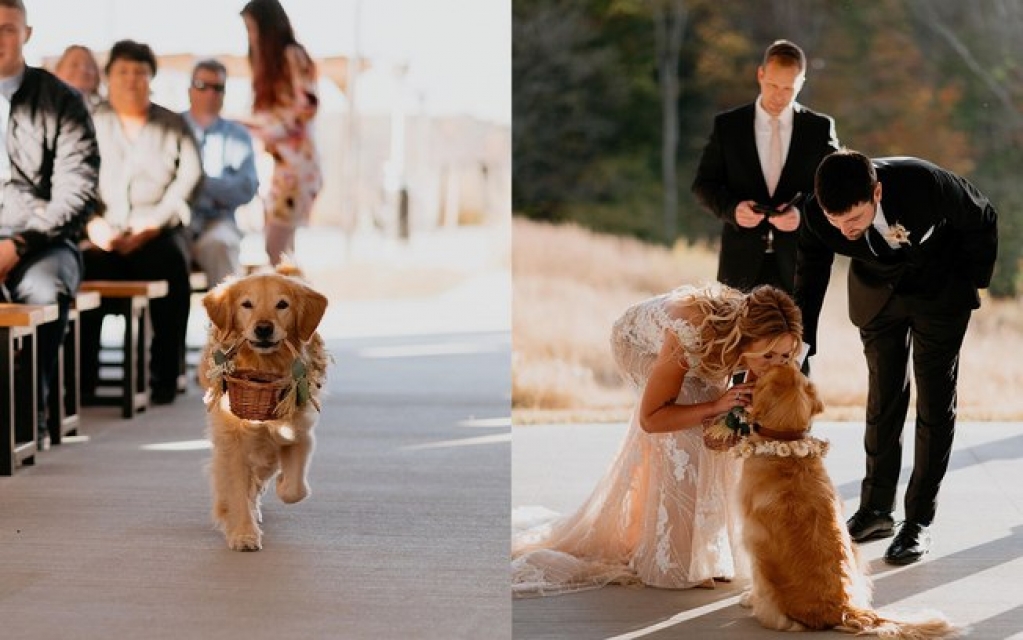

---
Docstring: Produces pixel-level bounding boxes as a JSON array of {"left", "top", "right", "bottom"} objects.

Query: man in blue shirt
[{"left": 182, "top": 59, "right": 259, "bottom": 286}]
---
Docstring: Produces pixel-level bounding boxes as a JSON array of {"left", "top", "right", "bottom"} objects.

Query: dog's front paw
[
  {"left": 226, "top": 530, "right": 263, "bottom": 551},
  {"left": 277, "top": 476, "right": 310, "bottom": 504}
]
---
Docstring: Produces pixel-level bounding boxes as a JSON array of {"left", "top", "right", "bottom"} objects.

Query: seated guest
[
  {"left": 0, "top": 0, "right": 100, "bottom": 447},
  {"left": 53, "top": 44, "right": 103, "bottom": 110},
  {"left": 80, "top": 39, "right": 202, "bottom": 405},
  {"left": 182, "top": 58, "right": 259, "bottom": 286}
]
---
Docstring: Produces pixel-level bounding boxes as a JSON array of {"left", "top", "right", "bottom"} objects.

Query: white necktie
[{"left": 766, "top": 116, "right": 782, "bottom": 196}]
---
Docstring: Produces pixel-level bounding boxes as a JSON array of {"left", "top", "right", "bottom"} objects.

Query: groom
[{"left": 794, "top": 149, "right": 998, "bottom": 565}]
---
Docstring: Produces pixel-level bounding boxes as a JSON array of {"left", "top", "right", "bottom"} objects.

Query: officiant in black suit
[
  {"left": 692, "top": 39, "right": 839, "bottom": 294},
  {"left": 794, "top": 149, "right": 998, "bottom": 566}
]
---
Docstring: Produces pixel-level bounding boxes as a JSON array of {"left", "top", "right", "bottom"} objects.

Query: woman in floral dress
[
  {"left": 241, "top": 0, "right": 323, "bottom": 265},
  {"left": 512, "top": 284, "right": 803, "bottom": 596}
]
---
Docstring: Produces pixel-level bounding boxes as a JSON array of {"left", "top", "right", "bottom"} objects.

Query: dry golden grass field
[{"left": 512, "top": 217, "right": 1023, "bottom": 423}]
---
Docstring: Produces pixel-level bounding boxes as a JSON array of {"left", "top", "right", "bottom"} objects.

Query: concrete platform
[
  {"left": 513, "top": 421, "right": 1023, "bottom": 639},
  {"left": 1, "top": 331, "right": 510, "bottom": 640}
]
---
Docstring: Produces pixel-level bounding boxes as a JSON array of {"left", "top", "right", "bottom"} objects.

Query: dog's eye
[
  {"left": 276, "top": 300, "right": 290, "bottom": 310},
  {"left": 241, "top": 300, "right": 254, "bottom": 309}
]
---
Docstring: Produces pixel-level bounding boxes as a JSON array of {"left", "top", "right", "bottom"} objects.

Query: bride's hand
[{"left": 715, "top": 382, "right": 754, "bottom": 413}]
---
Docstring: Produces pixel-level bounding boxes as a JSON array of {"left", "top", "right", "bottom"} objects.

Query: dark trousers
[
  {"left": 721, "top": 253, "right": 788, "bottom": 292},
  {"left": 858, "top": 295, "right": 972, "bottom": 526},
  {"left": 80, "top": 227, "right": 191, "bottom": 394},
  {"left": 2, "top": 242, "right": 81, "bottom": 424},
  {"left": 753, "top": 253, "right": 786, "bottom": 292}
]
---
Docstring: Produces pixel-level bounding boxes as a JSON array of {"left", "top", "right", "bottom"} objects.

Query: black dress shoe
[
  {"left": 884, "top": 522, "right": 931, "bottom": 566},
  {"left": 151, "top": 385, "right": 177, "bottom": 405},
  {"left": 846, "top": 508, "right": 895, "bottom": 542}
]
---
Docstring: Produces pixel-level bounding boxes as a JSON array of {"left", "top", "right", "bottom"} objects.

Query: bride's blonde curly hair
[{"left": 677, "top": 285, "right": 803, "bottom": 381}]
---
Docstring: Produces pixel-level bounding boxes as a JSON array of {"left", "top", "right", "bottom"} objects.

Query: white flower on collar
[
  {"left": 731, "top": 436, "right": 830, "bottom": 459},
  {"left": 885, "top": 223, "right": 911, "bottom": 246}
]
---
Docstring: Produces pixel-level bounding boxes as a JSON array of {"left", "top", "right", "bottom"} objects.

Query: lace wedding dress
[{"left": 512, "top": 285, "right": 747, "bottom": 597}]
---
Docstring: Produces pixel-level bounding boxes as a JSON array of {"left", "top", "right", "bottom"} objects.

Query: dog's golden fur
[
  {"left": 738, "top": 364, "right": 957, "bottom": 638},
  {"left": 199, "top": 264, "right": 329, "bottom": 551}
]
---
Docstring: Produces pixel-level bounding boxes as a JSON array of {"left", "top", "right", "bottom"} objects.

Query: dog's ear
[
  {"left": 293, "top": 282, "right": 328, "bottom": 342},
  {"left": 203, "top": 280, "right": 235, "bottom": 334}
]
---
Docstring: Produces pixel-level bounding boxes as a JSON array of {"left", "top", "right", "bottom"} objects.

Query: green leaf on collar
[
  {"left": 296, "top": 378, "right": 310, "bottom": 405},
  {"left": 292, "top": 358, "right": 307, "bottom": 379},
  {"left": 214, "top": 350, "right": 228, "bottom": 365}
]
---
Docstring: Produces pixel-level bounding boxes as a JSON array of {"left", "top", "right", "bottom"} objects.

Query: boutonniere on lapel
[{"left": 885, "top": 223, "right": 911, "bottom": 246}]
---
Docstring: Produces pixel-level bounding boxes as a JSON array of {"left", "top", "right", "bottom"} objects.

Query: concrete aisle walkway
[
  {"left": 513, "top": 421, "right": 1023, "bottom": 639},
  {"left": 1, "top": 330, "right": 510, "bottom": 639}
]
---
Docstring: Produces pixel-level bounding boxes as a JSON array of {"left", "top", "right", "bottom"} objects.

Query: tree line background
[{"left": 513, "top": 0, "right": 1023, "bottom": 297}]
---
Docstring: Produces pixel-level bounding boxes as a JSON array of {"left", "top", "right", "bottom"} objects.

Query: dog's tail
[{"left": 837, "top": 606, "right": 961, "bottom": 639}]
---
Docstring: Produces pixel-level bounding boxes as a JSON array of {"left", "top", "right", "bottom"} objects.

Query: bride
[{"left": 512, "top": 284, "right": 803, "bottom": 597}]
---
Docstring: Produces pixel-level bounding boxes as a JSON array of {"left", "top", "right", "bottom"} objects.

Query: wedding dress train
[{"left": 512, "top": 285, "right": 747, "bottom": 597}]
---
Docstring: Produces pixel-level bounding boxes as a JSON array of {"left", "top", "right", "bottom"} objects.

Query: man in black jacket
[
  {"left": 693, "top": 39, "right": 839, "bottom": 294},
  {"left": 0, "top": 0, "right": 100, "bottom": 448},
  {"left": 795, "top": 149, "right": 998, "bottom": 565}
]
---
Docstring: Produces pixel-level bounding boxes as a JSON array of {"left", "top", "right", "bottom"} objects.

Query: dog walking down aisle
[{"left": 198, "top": 263, "right": 329, "bottom": 551}]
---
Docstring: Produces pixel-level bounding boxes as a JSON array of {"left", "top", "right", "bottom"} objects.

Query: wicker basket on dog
[
  {"left": 225, "top": 369, "right": 290, "bottom": 421},
  {"left": 702, "top": 427, "right": 743, "bottom": 452}
]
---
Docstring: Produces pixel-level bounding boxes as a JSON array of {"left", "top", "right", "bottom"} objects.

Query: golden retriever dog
[
  {"left": 198, "top": 264, "right": 329, "bottom": 551},
  {"left": 738, "top": 364, "right": 958, "bottom": 638}
]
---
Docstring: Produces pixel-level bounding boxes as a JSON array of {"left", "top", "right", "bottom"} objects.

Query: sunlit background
[{"left": 24, "top": 0, "right": 511, "bottom": 238}]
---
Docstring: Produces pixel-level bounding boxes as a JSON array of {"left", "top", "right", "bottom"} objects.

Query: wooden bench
[
  {"left": 79, "top": 280, "right": 168, "bottom": 418},
  {"left": 45, "top": 291, "right": 101, "bottom": 445},
  {"left": 1, "top": 303, "right": 59, "bottom": 475}
]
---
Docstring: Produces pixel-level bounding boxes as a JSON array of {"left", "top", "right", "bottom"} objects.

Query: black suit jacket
[
  {"left": 692, "top": 102, "right": 839, "bottom": 292},
  {"left": 794, "top": 157, "right": 999, "bottom": 354}
]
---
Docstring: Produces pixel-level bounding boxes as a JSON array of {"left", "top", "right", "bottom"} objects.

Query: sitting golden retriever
[
  {"left": 198, "top": 264, "right": 329, "bottom": 551},
  {"left": 738, "top": 364, "right": 957, "bottom": 638}
]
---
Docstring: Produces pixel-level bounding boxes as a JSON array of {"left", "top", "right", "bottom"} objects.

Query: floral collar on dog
[
  {"left": 732, "top": 436, "right": 830, "bottom": 459},
  {"left": 203, "top": 337, "right": 319, "bottom": 418}
]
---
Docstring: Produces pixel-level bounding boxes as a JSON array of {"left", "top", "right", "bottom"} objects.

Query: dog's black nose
[{"left": 254, "top": 322, "right": 274, "bottom": 340}]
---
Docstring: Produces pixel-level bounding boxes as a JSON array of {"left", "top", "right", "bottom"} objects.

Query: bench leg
[
  {"left": 139, "top": 305, "right": 150, "bottom": 411},
  {"left": 64, "top": 310, "right": 81, "bottom": 435},
  {"left": 48, "top": 341, "right": 65, "bottom": 444},
  {"left": 15, "top": 331, "right": 39, "bottom": 464},
  {"left": 123, "top": 299, "right": 152, "bottom": 419},
  {"left": 49, "top": 310, "right": 81, "bottom": 445},
  {"left": 1, "top": 327, "right": 38, "bottom": 475},
  {"left": 123, "top": 303, "right": 138, "bottom": 419},
  {"left": 1, "top": 328, "right": 15, "bottom": 475}
]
